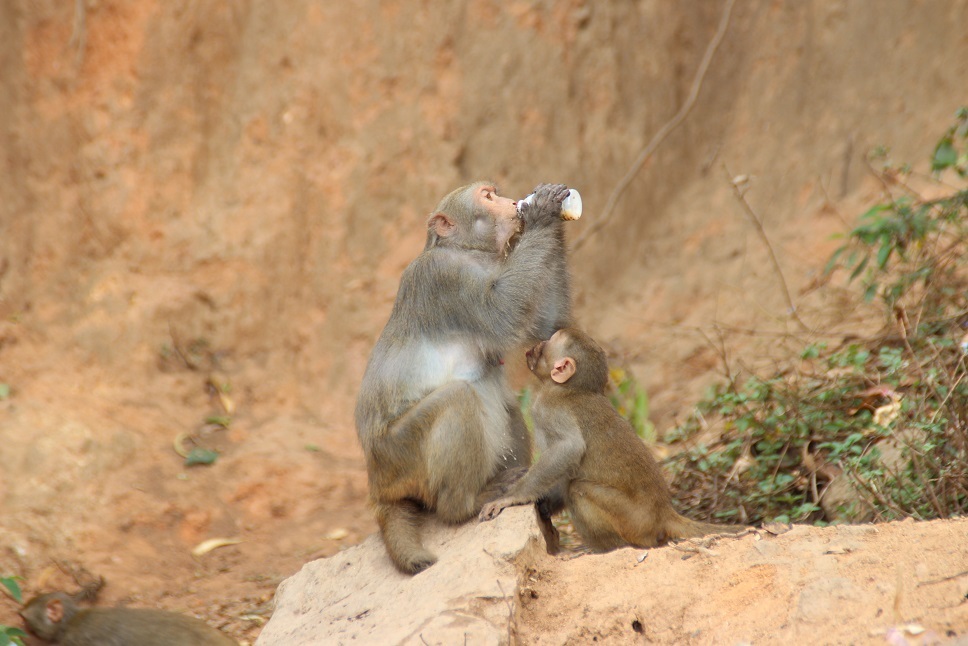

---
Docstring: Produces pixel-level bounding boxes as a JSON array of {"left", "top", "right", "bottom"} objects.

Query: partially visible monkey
[
  {"left": 356, "top": 182, "right": 573, "bottom": 574},
  {"left": 479, "top": 328, "right": 745, "bottom": 552},
  {"left": 20, "top": 590, "right": 236, "bottom": 645}
]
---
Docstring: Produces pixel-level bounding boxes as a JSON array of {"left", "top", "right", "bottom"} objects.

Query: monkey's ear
[
  {"left": 550, "top": 357, "right": 576, "bottom": 384},
  {"left": 46, "top": 598, "right": 64, "bottom": 623},
  {"left": 428, "top": 213, "right": 456, "bottom": 238}
]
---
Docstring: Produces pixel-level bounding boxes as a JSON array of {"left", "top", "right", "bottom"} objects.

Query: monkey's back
[
  {"left": 541, "top": 390, "right": 681, "bottom": 550},
  {"left": 571, "top": 393, "right": 671, "bottom": 494},
  {"left": 63, "top": 608, "right": 235, "bottom": 646}
]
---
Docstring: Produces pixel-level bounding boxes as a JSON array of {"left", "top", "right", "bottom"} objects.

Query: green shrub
[
  {"left": 1, "top": 576, "right": 25, "bottom": 646},
  {"left": 668, "top": 110, "right": 968, "bottom": 525}
]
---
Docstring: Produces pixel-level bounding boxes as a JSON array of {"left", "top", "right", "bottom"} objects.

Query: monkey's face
[
  {"left": 472, "top": 184, "right": 520, "bottom": 251},
  {"left": 526, "top": 330, "right": 573, "bottom": 382},
  {"left": 525, "top": 340, "right": 546, "bottom": 373},
  {"left": 429, "top": 182, "right": 522, "bottom": 253}
]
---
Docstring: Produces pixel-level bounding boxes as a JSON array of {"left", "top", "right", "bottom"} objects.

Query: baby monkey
[
  {"left": 20, "top": 590, "right": 236, "bottom": 645},
  {"left": 479, "top": 327, "right": 744, "bottom": 552}
]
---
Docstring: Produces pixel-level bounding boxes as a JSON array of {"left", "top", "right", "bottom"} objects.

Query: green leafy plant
[
  {"left": 1, "top": 576, "right": 26, "bottom": 646},
  {"left": 668, "top": 111, "right": 968, "bottom": 525},
  {"left": 518, "top": 387, "right": 536, "bottom": 436},
  {"left": 609, "top": 368, "right": 656, "bottom": 442},
  {"left": 0, "top": 626, "right": 27, "bottom": 646},
  {"left": 829, "top": 108, "right": 968, "bottom": 315},
  {"left": 0, "top": 577, "right": 21, "bottom": 602}
]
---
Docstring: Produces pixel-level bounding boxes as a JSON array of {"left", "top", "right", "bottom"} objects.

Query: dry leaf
[
  {"left": 873, "top": 394, "right": 902, "bottom": 427},
  {"left": 172, "top": 432, "right": 192, "bottom": 458},
  {"left": 762, "top": 521, "right": 793, "bottom": 535},
  {"left": 192, "top": 537, "right": 243, "bottom": 557}
]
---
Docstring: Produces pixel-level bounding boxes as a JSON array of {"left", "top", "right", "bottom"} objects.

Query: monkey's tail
[
  {"left": 663, "top": 512, "right": 747, "bottom": 542},
  {"left": 374, "top": 500, "right": 438, "bottom": 575}
]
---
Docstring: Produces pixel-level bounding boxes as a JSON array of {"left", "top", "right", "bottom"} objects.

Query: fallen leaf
[
  {"left": 873, "top": 394, "right": 902, "bottom": 427},
  {"left": 762, "top": 521, "right": 793, "bottom": 535},
  {"left": 185, "top": 448, "right": 219, "bottom": 466},
  {"left": 204, "top": 415, "right": 232, "bottom": 428},
  {"left": 192, "top": 537, "right": 243, "bottom": 557},
  {"left": 172, "top": 433, "right": 192, "bottom": 458}
]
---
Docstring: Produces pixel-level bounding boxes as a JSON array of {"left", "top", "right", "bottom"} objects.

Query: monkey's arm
[
  {"left": 414, "top": 184, "right": 568, "bottom": 347},
  {"left": 478, "top": 413, "right": 584, "bottom": 522},
  {"left": 493, "top": 184, "right": 572, "bottom": 344},
  {"left": 525, "top": 221, "right": 571, "bottom": 342}
]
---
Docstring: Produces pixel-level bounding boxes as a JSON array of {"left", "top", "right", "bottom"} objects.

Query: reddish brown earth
[{"left": 1, "top": 1, "right": 967, "bottom": 644}]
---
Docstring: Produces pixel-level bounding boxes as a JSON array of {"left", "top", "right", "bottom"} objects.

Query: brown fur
[
  {"left": 20, "top": 591, "right": 236, "bottom": 645},
  {"left": 481, "top": 328, "right": 745, "bottom": 552}
]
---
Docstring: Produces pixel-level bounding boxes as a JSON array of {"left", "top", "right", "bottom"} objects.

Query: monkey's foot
[
  {"left": 397, "top": 549, "right": 438, "bottom": 575},
  {"left": 478, "top": 499, "right": 510, "bottom": 522}
]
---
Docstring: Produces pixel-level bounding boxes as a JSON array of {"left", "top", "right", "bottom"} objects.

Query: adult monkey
[{"left": 355, "top": 181, "right": 572, "bottom": 574}]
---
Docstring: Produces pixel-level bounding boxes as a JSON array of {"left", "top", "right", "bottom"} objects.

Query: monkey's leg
[
  {"left": 374, "top": 499, "right": 437, "bottom": 575},
  {"left": 471, "top": 399, "right": 533, "bottom": 513},
  {"left": 368, "top": 382, "right": 483, "bottom": 574},
  {"left": 568, "top": 484, "right": 651, "bottom": 552},
  {"left": 427, "top": 384, "right": 499, "bottom": 524},
  {"left": 535, "top": 483, "right": 566, "bottom": 555},
  {"left": 476, "top": 397, "right": 532, "bottom": 503}
]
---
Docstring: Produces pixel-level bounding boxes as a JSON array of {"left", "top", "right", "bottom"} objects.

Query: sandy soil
[{"left": 518, "top": 518, "right": 968, "bottom": 645}]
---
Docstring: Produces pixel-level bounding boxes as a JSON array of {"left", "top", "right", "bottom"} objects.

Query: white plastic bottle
[{"left": 517, "top": 188, "right": 583, "bottom": 221}]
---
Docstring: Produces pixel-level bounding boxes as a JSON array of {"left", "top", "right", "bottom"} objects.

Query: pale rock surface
[
  {"left": 260, "top": 515, "right": 968, "bottom": 645},
  {"left": 256, "top": 507, "right": 542, "bottom": 645}
]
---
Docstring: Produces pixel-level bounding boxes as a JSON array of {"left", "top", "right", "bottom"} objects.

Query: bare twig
[
  {"left": 917, "top": 570, "right": 968, "bottom": 587},
  {"left": 496, "top": 579, "right": 515, "bottom": 645},
  {"left": 69, "top": 0, "right": 86, "bottom": 70},
  {"left": 930, "top": 358, "right": 966, "bottom": 425},
  {"left": 845, "top": 469, "right": 905, "bottom": 519},
  {"left": 725, "top": 168, "right": 812, "bottom": 333},
  {"left": 697, "top": 326, "right": 733, "bottom": 384},
  {"left": 572, "top": 0, "right": 736, "bottom": 252},
  {"left": 673, "top": 543, "right": 718, "bottom": 558},
  {"left": 840, "top": 134, "right": 854, "bottom": 198}
]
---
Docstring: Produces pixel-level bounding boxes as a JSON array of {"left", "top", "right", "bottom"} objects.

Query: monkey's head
[
  {"left": 426, "top": 181, "right": 521, "bottom": 253},
  {"left": 526, "top": 328, "right": 609, "bottom": 393},
  {"left": 20, "top": 592, "right": 74, "bottom": 640}
]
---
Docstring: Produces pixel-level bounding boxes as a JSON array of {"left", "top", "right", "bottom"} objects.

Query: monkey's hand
[
  {"left": 478, "top": 498, "right": 513, "bottom": 522},
  {"left": 519, "top": 183, "right": 569, "bottom": 229}
]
